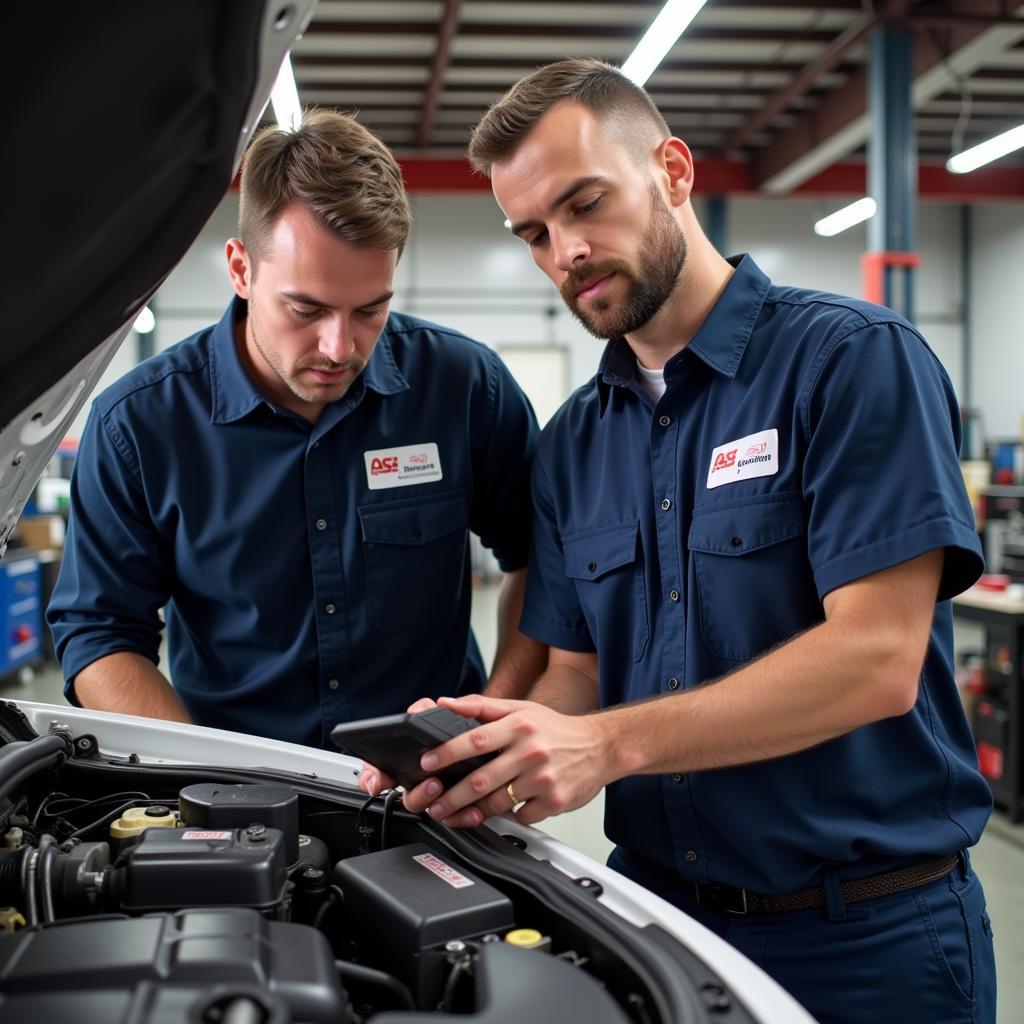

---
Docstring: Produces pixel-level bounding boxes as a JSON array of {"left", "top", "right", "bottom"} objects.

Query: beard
[
  {"left": 249, "top": 304, "right": 367, "bottom": 407},
  {"left": 559, "top": 182, "right": 687, "bottom": 340}
]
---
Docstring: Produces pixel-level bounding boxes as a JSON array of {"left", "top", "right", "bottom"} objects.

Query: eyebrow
[
  {"left": 509, "top": 176, "right": 606, "bottom": 237},
  {"left": 281, "top": 290, "right": 395, "bottom": 309}
]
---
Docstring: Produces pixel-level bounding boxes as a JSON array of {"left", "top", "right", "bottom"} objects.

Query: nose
[
  {"left": 550, "top": 225, "right": 590, "bottom": 274},
  {"left": 319, "top": 318, "right": 355, "bottom": 364}
]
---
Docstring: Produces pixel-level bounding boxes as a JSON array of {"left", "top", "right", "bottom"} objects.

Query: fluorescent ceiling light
[
  {"left": 271, "top": 54, "right": 303, "bottom": 132},
  {"left": 133, "top": 306, "right": 155, "bottom": 334},
  {"left": 813, "top": 197, "right": 877, "bottom": 237},
  {"left": 947, "top": 123, "right": 1024, "bottom": 174},
  {"left": 620, "top": 0, "right": 709, "bottom": 87}
]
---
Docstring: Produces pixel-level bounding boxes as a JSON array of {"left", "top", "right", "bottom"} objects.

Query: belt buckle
[{"left": 693, "top": 883, "right": 750, "bottom": 915}]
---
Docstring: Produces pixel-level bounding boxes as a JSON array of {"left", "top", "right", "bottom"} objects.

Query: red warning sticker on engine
[
  {"left": 180, "top": 830, "right": 233, "bottom": 840},
  {"left": 413, "top": 852, "right": 474, "bottom": 888}
]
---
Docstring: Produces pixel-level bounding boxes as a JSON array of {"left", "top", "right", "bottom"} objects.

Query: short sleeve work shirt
[
  {"left": 49, "top": 299, "right": 537, "bottom": 748},
  {"left": 522, "top": 255, "right": 989, "bottom": 894}
]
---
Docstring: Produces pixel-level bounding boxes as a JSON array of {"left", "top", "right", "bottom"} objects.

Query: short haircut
[
  {"left": 239, "top": 108, "right": 412, "bottom": 265},
  {"left": 468, "top": 59, "right": 671, "bottom": 176}
]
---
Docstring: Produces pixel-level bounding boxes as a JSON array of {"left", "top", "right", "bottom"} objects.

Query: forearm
[
  {"left": 484, "top": 569, "right": 548, "bottom": 699},
  {"left": 72, "top": 651, "right": 192, "bottom": 724},
  {"left": 598, "top": 614, "right": 918, "bottom": 779}
]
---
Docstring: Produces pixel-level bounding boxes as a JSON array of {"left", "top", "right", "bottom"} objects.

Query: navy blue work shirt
[
  {"left": 521, "top": 255, "right": 990, "bottom": 895},
  {"left": 48, "top": 299, "right": 537, "bottom": 748}
]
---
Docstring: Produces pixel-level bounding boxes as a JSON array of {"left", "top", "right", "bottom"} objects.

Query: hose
[
  {"left": 0, "top": 734, "right": 73, "bottom": 803},
  {"left": 37, "top": 844, "right": 57, "bottom": 923},
  {"left": 334, "top": 960, "right": 415, "bottom": 1011}
]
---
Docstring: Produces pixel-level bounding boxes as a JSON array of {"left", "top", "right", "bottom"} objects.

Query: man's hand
[
  {"left": 401, "top": 694, "right": 613, "bottom": 828},
  {"left": 356, "top": 697, "right": 438, "bottom": 796}
]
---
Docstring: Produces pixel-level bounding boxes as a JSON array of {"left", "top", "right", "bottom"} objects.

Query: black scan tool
[{"left": 330, "top": 706, "right": 498, "bottom": 790}]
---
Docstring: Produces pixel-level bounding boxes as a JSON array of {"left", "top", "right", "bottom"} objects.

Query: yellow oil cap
[
  {"left": 109, "top": 805, "right": 177, "bottom": 839},
  {"left": 505, "top": 928, "right": 545, "bottom": 949}
]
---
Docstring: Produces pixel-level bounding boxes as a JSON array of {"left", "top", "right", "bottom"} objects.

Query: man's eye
[
  {"left": 527, "top": 229, "right": 548, "bottom": 248},
  {"left": 290, "top": 307, "right": 319, "bottom": 320},
  {"left": 576, "top": 196, "right": 601, "bottom": 215},
  {"left": 357, "top": 306, "right": 386, "bottom": 319}
]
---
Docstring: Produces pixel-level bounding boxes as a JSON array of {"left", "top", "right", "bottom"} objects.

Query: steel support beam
[
  {"left": 417, "top": 0, "right": 461, "bottom": 149},
  {"left": 866, "top": 28, "right": 917, "bottom": 321},
  {"left": 751, "top": 1, "right": 1024, "bottom": 194}
]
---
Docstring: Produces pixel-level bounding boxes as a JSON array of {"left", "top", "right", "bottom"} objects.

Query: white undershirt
[{"left": 634, "top": 359, "right": 667, "bottom": 403}]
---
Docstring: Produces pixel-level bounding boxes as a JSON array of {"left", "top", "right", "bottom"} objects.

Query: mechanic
[
  {"left": 385, "top": 60, "right": 996, "bottom": 1023},
  {"left": 47, "top": 110, "right": 545, "bottom": 748}
]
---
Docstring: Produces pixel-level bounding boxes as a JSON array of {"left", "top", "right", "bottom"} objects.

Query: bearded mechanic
[{"left": 362, "top": 60, "right": 996, "bottom": 1024}]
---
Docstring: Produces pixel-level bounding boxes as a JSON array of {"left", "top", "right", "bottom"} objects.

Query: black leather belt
[{"left": 689, "top": 853, "right": 961, "bottom": 916}]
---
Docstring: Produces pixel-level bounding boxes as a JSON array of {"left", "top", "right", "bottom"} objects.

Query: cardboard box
[{"left": 13, "top": 515, "right": 65, "bottom": 550}]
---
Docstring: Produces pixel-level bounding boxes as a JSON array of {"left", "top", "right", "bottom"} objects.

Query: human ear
[
  {"left": 658, "top": 137, "right": 694, "bottom": 208},
  {"left": 225, "top": 238, "right": 253, "bottom": 299}
]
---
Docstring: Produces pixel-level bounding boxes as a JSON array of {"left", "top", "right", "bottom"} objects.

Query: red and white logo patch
[
  {"left": 413, "top": 852, "right": 475, "bottom": 888},
  {"left": 707, "top": 429, "right": 779, "bottom": 489},
  {"left": 364, "top": 443, "right": 443, "bottom": 490}
]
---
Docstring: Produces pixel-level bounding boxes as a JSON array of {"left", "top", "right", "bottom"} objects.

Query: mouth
[
  {"left": 306, "top": 366, "right": 351, "bottom": 384},
  {"left": 575, "top": 273, "right": 615, "bottom": 301}
]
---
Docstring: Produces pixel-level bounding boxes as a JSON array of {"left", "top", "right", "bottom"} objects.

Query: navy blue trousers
[{"left": 609, "top": 847, "right": 996, "bottom": 1024}]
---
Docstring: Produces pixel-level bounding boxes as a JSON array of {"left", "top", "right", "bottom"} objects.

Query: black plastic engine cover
[
  {"left": 115, "top": 825, "right": 288, "bottom": 914},
  {"left": 0, "top": 909, "right": 349, "bottom": 1023},
  {"left": 334, "top": 843, "right": 515, "bottom": 1006}
]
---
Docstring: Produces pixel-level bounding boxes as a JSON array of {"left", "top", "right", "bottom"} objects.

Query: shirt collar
[
  {"left": 209, "top": 298, "right": 408, "bottom": 425},
  {"left": 597, "top": 253, "right": 771, "bottom": 391}
]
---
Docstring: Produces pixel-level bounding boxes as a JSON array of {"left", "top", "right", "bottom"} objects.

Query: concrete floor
[{"left": 4, "top": 581, "right": 1021, "bottom": 1021}]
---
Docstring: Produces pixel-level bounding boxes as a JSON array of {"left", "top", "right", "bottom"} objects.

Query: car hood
[{"left": 1, "top": 1, "right": 315, "bottom": 555}]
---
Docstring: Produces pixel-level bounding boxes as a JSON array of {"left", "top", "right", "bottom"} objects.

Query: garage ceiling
[{"left": 284, "top": 0, "right": 1024, "bottom": 196}]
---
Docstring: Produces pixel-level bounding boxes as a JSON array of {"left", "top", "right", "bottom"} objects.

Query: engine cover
[{"left": 0, "top": 908, "right": 349, "bottom": 1023}]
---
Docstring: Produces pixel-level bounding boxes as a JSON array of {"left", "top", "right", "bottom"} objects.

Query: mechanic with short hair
[
  {"left": 382, "top": 60, "right": 996, "bottom": 1023},
  {"left": 48, "top": 109, "right": 545, "bottom": 747}
]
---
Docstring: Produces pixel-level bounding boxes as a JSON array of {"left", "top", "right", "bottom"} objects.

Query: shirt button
[
  {"left": 315, "top": 518, "right": 327, "bottom": 531},
  {"left": 672, "top": 773, "right": 683, "bottom": 783},
  {"left": 328, "top": 678, "right": 339, "bottom": 690},
  {"left": 731, "top": 536, "right": 743, "bottom": 548},
  {"left": 658, "top": 415, "right": 671, "bottom": 427},
  {"left": 325, "top": 603, "right": 336, "bottom": 615},
  {"left": 669, "top": 588, "right": 680, "bottom": 602},
  {"left": 685, "top": 850, "right": 698, "bottom": 863},
  {"left": 661, "top": 498, "right": 672, "bottom": 511},
  {"left": 588, "top": 561, "right": 597, "bottom": 573},
  {"left": 312, "top": 441, "right": 320, "bottom": 449},
  {"left": 667, "top": 677, "right": 679, "bottom": 690}
]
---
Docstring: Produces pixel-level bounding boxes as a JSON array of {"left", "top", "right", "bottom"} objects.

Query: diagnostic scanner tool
[{"left": 330, "top": 706, "right": 497, "bottom": 790}]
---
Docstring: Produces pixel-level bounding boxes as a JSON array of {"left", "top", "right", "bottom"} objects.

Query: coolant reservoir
[{"left": 110, "top": 805, "right": 178, "bottom": 839}]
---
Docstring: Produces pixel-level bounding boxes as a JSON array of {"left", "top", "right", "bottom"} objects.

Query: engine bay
[{"left": 0, "top": 707, "right": 754, "bottom": 1024}]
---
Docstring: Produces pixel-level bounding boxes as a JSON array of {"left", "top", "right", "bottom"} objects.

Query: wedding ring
[{"left": 506, "top": 781, "right": 520, "bottom": 806}]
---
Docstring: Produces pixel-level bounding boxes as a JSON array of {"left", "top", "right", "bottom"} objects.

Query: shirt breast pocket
[
  {"left": 563, "top": 520, "right": 648, "bottom": 662},
  {"left": 358, "top": 491, "right": 469, "bottom": 633},
  {"left": 688, "top": 496, "right": 821, "bottom": 662}
]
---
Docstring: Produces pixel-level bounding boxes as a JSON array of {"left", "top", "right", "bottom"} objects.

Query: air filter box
[
  {"left": 179, "top": 782, "right": 299, "bottom": 862},
  {"left": 113, "top": 825, "right": 289, "bottom": 915},
  {"left": 334, "top": 843, "right": 514, "bottom": 1006}
]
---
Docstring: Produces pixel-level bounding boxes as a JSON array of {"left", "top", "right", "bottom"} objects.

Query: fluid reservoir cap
[
  {"left": 144, "top": 805, "right": 171, "bottom": 817},
  {"left": 110, "top": 806, "right": 177, "bottom": 839},
  {"left": 505, "top": 928, "right": 545, "bottom": 949}
]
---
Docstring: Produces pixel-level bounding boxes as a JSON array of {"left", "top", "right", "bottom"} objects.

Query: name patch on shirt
[
  {"left": 706, "top": 428, "right": 779, "bottom": 489},
  {"left": 364, "top": 443, "right": 443, "bottom": 490}
]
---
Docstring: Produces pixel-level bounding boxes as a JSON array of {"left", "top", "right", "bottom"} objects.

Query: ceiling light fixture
[
  {"left": 813, "top": 197, "right": 877, "bottom": 237},
  {"left": 271, "top": 54, "right": 303, "bottom": 132},
  {"left": 947, "top": 123, "right": 1024, "bottom": 174},
  {"left": 620, "top": 0, "right": 710, "bottom": 87},
  {"left": 133, "top": 306, "right": 156, "bottom": 335}
]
